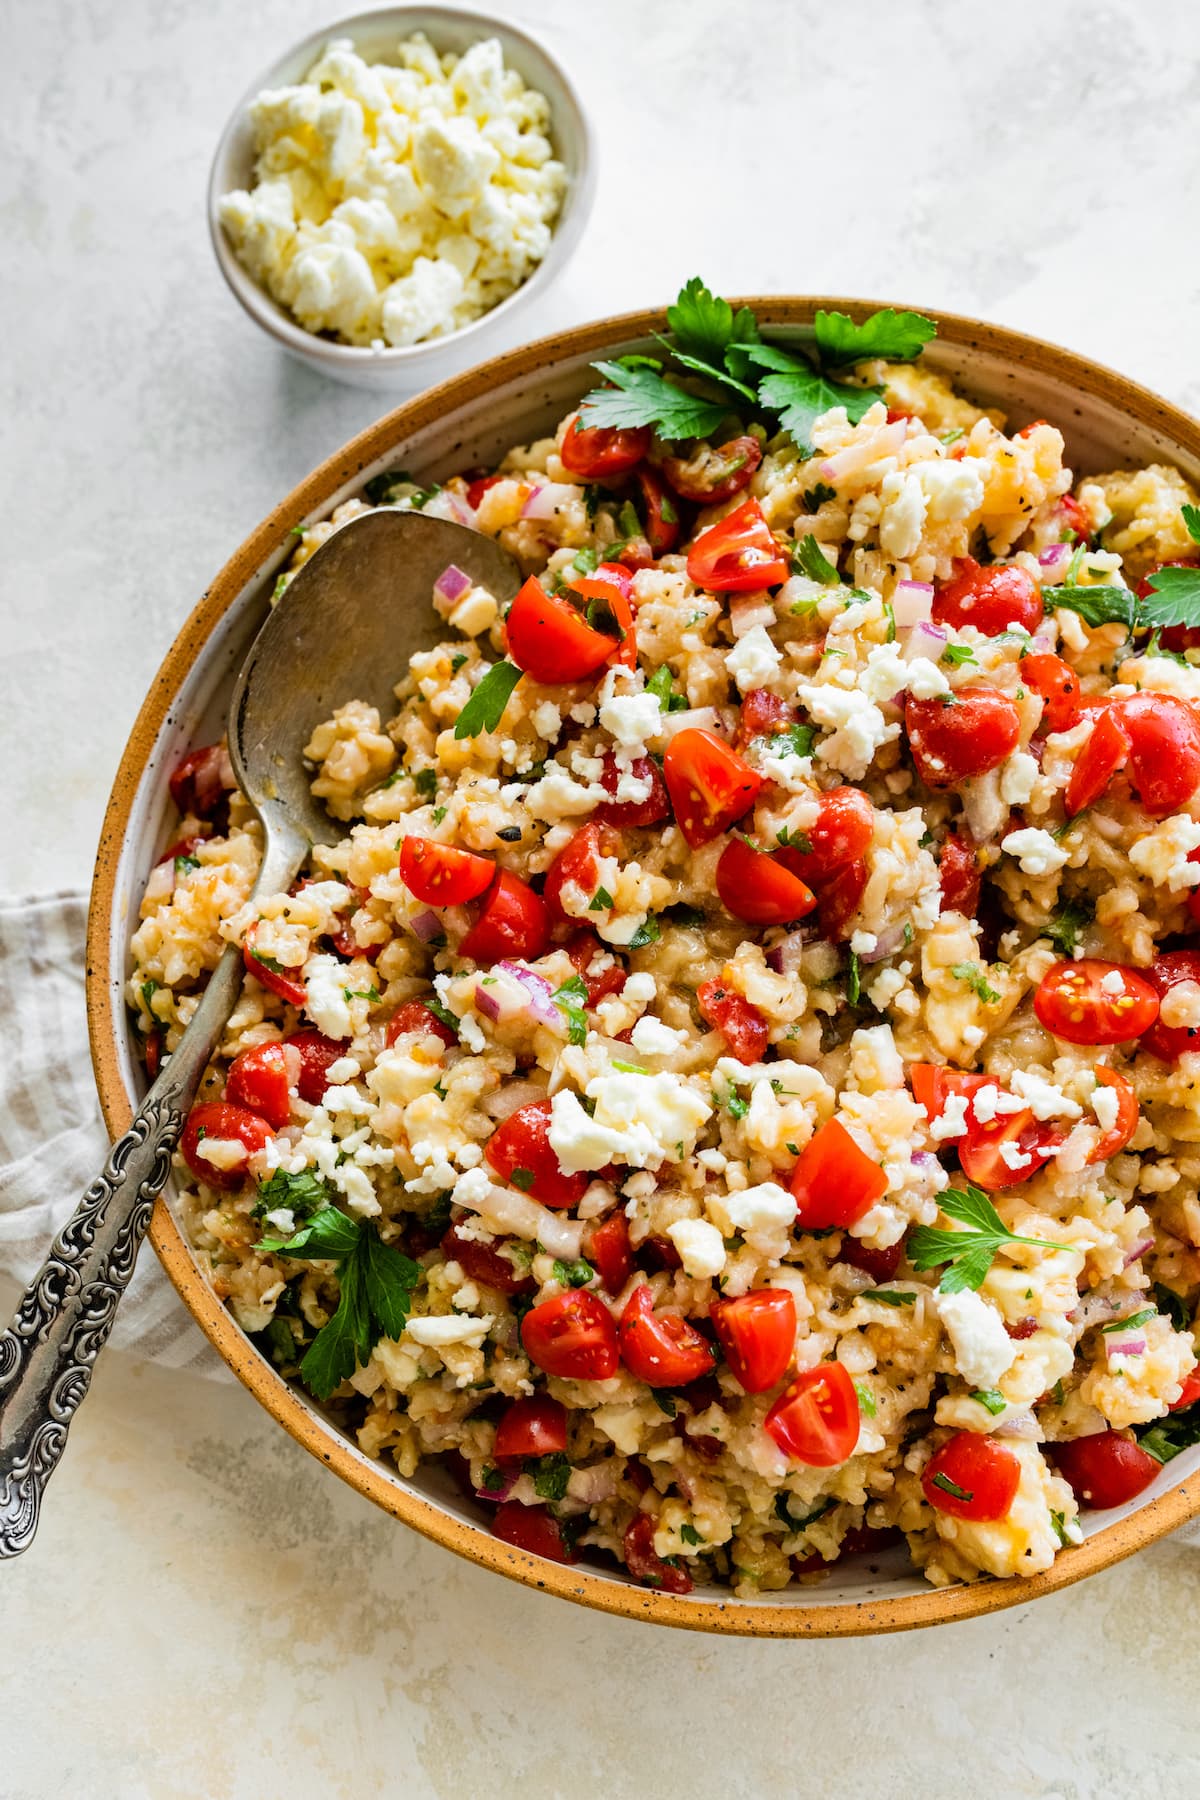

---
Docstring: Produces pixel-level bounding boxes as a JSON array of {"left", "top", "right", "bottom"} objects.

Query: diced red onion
[
  {"left": 475, "top": 1465, "right": 518, "bottom": 1504},
  {"left": 859, "top": 923, "right": 907, "bottom": 964},
  {"left": 1038, "top": 542, "right": 1071, "bottom": 574},
  {"left": 521, "top": 482, "right": 577, "bottom": 521},
  {"left": 766, "top": 928, "right": 814, "bottom": 975},
  {"left": 900, "top": 620, "right": 949, "bottom": 664},
  {"left": 1070, "top": 1292, "right": 1123, "bottom": 1331},
  {"left": 819, "top": 419, "right": 907, "bottom": 484},
  {"left": 482, "top": 1078, "right": 548, "bottom": 1121},
  {"left": 655, "top": 705, "right": 723, "bottom": 743},
  {"left": 495, "top": 960, "right": 562, "bottom": 1028},
  {"left": 1106, "top": 1335, "right": 1147, "bottom": 1360},
  {"left": 433, "top": 563, "right": 472, "bottom": 606},
  {"left": 729, "top": 591, "right": 776, "bottom": 638},
  {"left": 911, "top": 1150, "right": 941, "bottom": 1171},
  {"left": 994, "top": 1410, "right": 1039, "bottom": 1439},
  {"left": 408, "top": 908, "right": 443, "bottom": 943},
  {"left": 475, "top": 965, "right": 560, "bottom": 1029},
  {"left": 892, "top": 580, "right": 934, "bottom": 628},
  {"left": 1122, "top": 1238, "right": 1155, "bottom": 1268},
  {"left": 474, "top": 984, "right": 502, "bottom": 1022}
]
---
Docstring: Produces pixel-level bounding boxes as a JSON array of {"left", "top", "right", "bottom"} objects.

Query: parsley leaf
[
  {"left": 854, "top": 1380, "right": 877, "bottom": 1417},
  {"left": 552, "top": 973, "right": 589, "bottom": 1046},
  {"left": 971, "top": 1388, "right": 1007, "bottom": 1415},
  {"left": 529, "top": 1451, "right": 572, "bottom": 1501},
  {"left": 453, "top": 660, "right": 522, "bottom": 739},
  {"left": 1154, "top": 1283, "right": 1191, "bottom": 1333},
  {"left": 646, "top": 665, "right": 688, "bottom": 712},
  {"left": 413, "top": 767, "right": 438, "bottom": 800},
  {"left": 1183, "top": 503, "right": 1200, "bottom": 547},
  {"left": 424, "top": 996, "right": 460, "bottom": 1037},
  {"left": 812, "top": 307, "right": 937, "bottom": 368},
  {"left": 553, "top": 1257, "right": 595, "bottom": 1289},
  {"left": 941, "top": 643, "right": 978, "bottom": 669},
  {"left": 1041, "top": 585, "right": 1137, "bottom": 630},
  {"left": 950, "top": 961, "right": 1001, "bottom": 1005},
  {"left": 764, "top": 723, "right": 818, "bottom": 760},
  {"left": 298, "top": 1253, "right": 373, "bottom": 1401},
  {"left": 1140, "top": 562, "right": 1200, "bottom": 631},
  {"left": 667, "top": 277, "right": 762, "bottom": 364},
  {"left": 578, "top": 359, "right": 729, "bottom": 442},
  {"left": 1044, "top": 896, "right": 1094, "bottom": 959},
  {"left": 253, "top": 1167, "right": 335, "bottom": 1222},
  {"left": 909, "top": 1185, "right": 1073, "bottom": 1293},
  {"left": 735, "top": 340, "right": 880, "bottom": 448},
  {"left": 863, "top": 1289, "right": 916, "bottom": 1307},
  {"left": 791, "top": 535, "right": 841, "bottom": 585},
  {"left": 846, "top": 951, "right": 862, "bottom": 1006},
  {"left": 258, "top": 1205, "right": 361, "bottom": 1261},
  {"left": 679, "top": 1522, "right": 704, "bottom": 1546},
  {"left": 1136, "top": 1399, "right": 1200, "bottom": 1465},
  {"left": 802, "top": 482, "right": 838, "bottom": 513},
  {"left": 628, "top": 916, "right": 661, "bottom": 950}
]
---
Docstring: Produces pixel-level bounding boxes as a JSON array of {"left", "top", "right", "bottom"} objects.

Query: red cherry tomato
[
  {"left": 460, "top": 870, "right": 549, "bottom": 963},
  {"left": 909, "top": 1063, "right": 990, "bottom": 1133},
  {"left": 736, "top": 687, "right": 794, "bottom": 749},
  {"left": 661, "top": 435, "right": 763, "bottom": 504},
  {"left": 1065, "top": 704, "right": 1130, "bottom": 816},
  {"left": 764, "top": 1362, "right": 860, "bottom": 1466},
  {"left": 835, "top": 1238, "right": 904, "bottom": 1284},
  {"left": 1086, "top": 1068, "right": 1139, "bottom": 1162},
  {"left": 1052, "top": 1431, "right": 1159, "bottom": 1508},
  {"left": 686, "top": 497, "right": 790, "bottom": 593},
  {"left": 562, "top": 562, "right": 638, "bottom": 670},
  {"left": 465, "top": 472, "right": 503, "bottom": 512},
  {"left": 384, "top": 1002, "right": 456, "bottom": 1051},
  {"left": 816, "top": 857, "right": 869, "bottom": 942},
  {"left": 521, "top": 1289, "right": 619, "bottom": 1381},
  {"left": 1121, "top": 692, "right": 1200, "bottom": 817},
  {"left": 328, "top": 886, "right": 381, "bottom": 963},
  {"left": 905, "top": 687, "right": 1022, "bottom": 788},
  {"left": 485, "top": 1099, "right": 588, "bottom": 1210},
  {"left": 494, "top": 1395, "right": 568, "bottom": 1459},
  {"left": 1142, "top": 950, "right": 1200, "bottom": 1062},
  {"left": 696, "top": 977, "right": 769, "bottom": 1064},
  {"left": 594, "top": 753, "right": 672, "bottom": 828},
  {"left": 632, "top": 464, "right": 682, "bottom": 556},
  {"left": 168, "top": 743, "right": 233, "bottom": 819},
  {"left": 543, "top": 822, "right": 621, "bottom": 925},
  {"left": 157, "top": 833, "right": 204, "bottom": 867},
  {"left": 225, "top": 1041, "right": 291, "bottom": 1131},
  {"left": 399, "top": 836, "right": 494, "bottom": 907},
  {"left": 180, "top": 1101, "right": 273, "bottom": 1191},
  {"left": 492, "top": 1500, "right": 576, "bottom": 1563},
  {"left": 932, "top": 559, "right": 1043, "bottom": 635},
  {"left": 587, "top": 1211, "right": 634, "bottom": 1295},
  {"left": 790, "top": 1118, "right": 888, "bottom": 1230},
  {"left": 505, "top": 576, "right": 624, "bottom": 685},
  {"left": 922, "top": 1433, "right": 1022, "bottom": 1521},
  {"left": 564, "top": 931, "right": 627, "bottom": 1005},
  {"left": 662, "top": 728, "right": 764, "bottom": 847},
  {"left": 618, "top": 1283, "right": 716, "bottom": 1387},
  {"left": 958, "top": 1107, "right": 1061, "bottom": 1192},
  {"left": 715, "top": 837, "right": 816, "bottom": 926},
  {"left": 623, "top": 1512, "right": 693, "bottom": 1593},
  {"left": 1137, "top": 558, "right": 1200, "bottom": 653},
  {"left": 773, "top": 787, "right": 875, "bottom": 887},
  {"left": 242, "top": 926, "right": 307, "bottom": 1008},
  {"left": 441, "top": 1223, "right": 533, "bottom": 1296},
  {"left": 1022, "top": 653, "right": 1082, "bottom": 734},
  {"left": 143, "top": 1027, "right": 163, "bottom": 1080},
  {"left": 1170, "top": 1367, "right": 1200, "bottom": 1412},
  {"left": 560, "top": 410, "right": 650, "bottom": 480},
  {"left": 285, "top": 1028, "right": 348, "bottom": 1103},
  {"left": 1034, "top": 959, "right": 1160, "bottom": 1046},
  {"left": 938, "top": 831, "right": 981, "bottom": 916},
  {"left": 711, "top": 1289, "right": 797, "bottom": 1394}
]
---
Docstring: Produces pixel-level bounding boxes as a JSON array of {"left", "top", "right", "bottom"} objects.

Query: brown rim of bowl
[{"left": 87, "top": 298, "right": 1200, "bottom": 1636}]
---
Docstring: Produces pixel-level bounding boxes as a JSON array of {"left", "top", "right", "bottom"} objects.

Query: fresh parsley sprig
[
  {"left": 454, "top": 660, "right": 523, "bottom": 740},
  {"left": 909, "top": 1185, "right": 1073, "bottom": 1293},
  {"left": 1045, "top": 506, "right": 1200, "bottom": 636}
]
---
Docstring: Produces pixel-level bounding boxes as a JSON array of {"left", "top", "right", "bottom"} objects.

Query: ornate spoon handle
[{"left": 0, "top": 943, "right": 245, "bottom": 1558}]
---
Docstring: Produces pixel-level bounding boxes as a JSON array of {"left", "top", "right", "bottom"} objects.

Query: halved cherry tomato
[
  {"left": 1142, "top": 951, "right": 1200, "bottom": 1062},
  {"left": 492, "top": 1500, "right": 576, "bottom": 1563},
  {"left": 1086, "top": 1068, "right": 1139, "bottom": 1163},
  {"left": 521, "top": 1288, "right": 619, "bottom": 1381},
  {"left": 560, "top": 410, "right": 650, "bottom": 480},
  {"left": 562, "top": 562, "right": 638, "bottom": 670},
  {"left": 385, "top": 1002, "right": 456, "bottom": 1050},
  {"left": 1189, "top": 849, "right": 1200, "bottom": 928},
  {"left": 835, "top": 1238, "right": 904, "bottom": 1285},
  {"left": 156, "top": 834, "right": 204, "bottom": 867},
  {"left": 1137, "top": 558, "right": 1200, "bottom": 653},
  {"left": 329, "top": 886, "right": 381, "bottom": 963},
  {"left": 905, "top": 687, "right": 1022, "bottom": 788},
  {"left": 494, "top": 1395, "right": 568, "bottom": 1459},
  {"left": 485, "top": 1099, "right": 588, "bottom": 1209},
  {"left": 909, "top": 1064, "right": 990, "bottom": 1133},
  {"left": 711, "top": 1289, "right": 796, "bottom": 1393},
  {"left": 594, "top": 754, "right": 672, "bottom": 828},
  {"left": 565, "top": 930, "right": 627, "bottom": 1005},
  {"left": 441, "top": 1223, "right": 533, "bottom": 1296},
  {"left": 1057, "top": 493, "right": 1093, "bottom": 542},
  {"left": 790, "top": 1118, "right": 888, "bottom": 1230},
  {"left": 505, "top": 576, "right": 624, "bottom": 685},
  {"left": 242, "top": 926, "right": 308, "bottom": 1008},
  {"left": 736, "top": 687, "right": 794, "bottom": 750},
  {"left": 933, "top": 559, "right": 1044, "bottom": 635},
  {"left": 1034, "top": 959, "right": 1160, "bottom": 1046},
  {"left": 543, "top": 822, "right": 621, "bottom": 925},
  {"left": 662, "top": 728, "right": 764, "bottom": 846},
  {"left": 715, "top": 837, "right": 816, "bottom": 926},
  {"left": 587, "top": 1211, "right": 634, "bottom": 1295},
  {"left": 661, "top": 435, "right": 763, "bottom": 504},
  {"left": 225, "top": 1041, "right": 291, "bottom": 1131},
  {"left": 686, "top": 497, "right": 790, "bottom": 593},
  {"left": 1022, "top": 652, "right": 1082, "bottom": 734},
  {"left": 1170, "top": 1367, "right": 1200, "bottom": 1411},
  {"left": 764, "top": 1362, "right": 860, "bottom": 1467},
  {"left": 773, "top": 787, "right": 875, "bottom": 886},
  {"left": 180, "top": 1101, "right": 273, "bottom": 1191},
  {"left": 143, "top": 1027, "right": 163, "bottom": 1080},
  {"left": 1065, "top": 705, "right": 1130, "bottom": 816},
  {"left": 399, "top": 836, "right": 494, "bottom": 907},
  {"left": 168, "top": 743, "right": 233, "bottom": 819},
  {"left": 623, "top": 1512, "right": 693, "bottom": 1593},
  {"left": 618, "top": 1283, "right": 716, "bottom": 1387},
  {"left": 816, "top": 857, "right": 869, "bottom": 942},
  {"left": 922, "top": 1433, "right": 1022, "bottom": 1521},
  {"left": 1121, "top": 693, "right": 1200, "bottom": 817},
  {"left": 958, "top": 1107, "right": 1061, "bottom": 1192},
  {"left": 696, "top": 978, "right": 769, "bottom": 1063},
  {"left": 460, "top": 870, "right": 549, "bottom": 963},
  {"left": 633, "top": 464, "right": 682, "bottom": 556},
  {"left": 465, "top": 472, "right": 503, "bottom": 512},
  {"left": 938, "top": 832, "right": 981, "bottom": 915},
  {"left": 286, "top": 1027, "right": 347, "bottom": 1101},
  {"left": 1052, "top": 1430, "right": 1159, "bottom": 1508}
]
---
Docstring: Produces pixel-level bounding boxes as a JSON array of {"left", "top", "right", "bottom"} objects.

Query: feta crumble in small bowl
[{"left": 208, "top": 7, "right": 593, "bottom": 389}]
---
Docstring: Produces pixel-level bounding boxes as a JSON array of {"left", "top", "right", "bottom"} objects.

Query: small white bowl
[{"left": 207, "top": 5, "right": 595, "bottom": 391}]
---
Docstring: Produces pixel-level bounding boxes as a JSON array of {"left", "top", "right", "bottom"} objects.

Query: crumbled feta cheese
[
  {"left": 935, "top": 1288, "right": 1017, "bottom": 1388},
  {"left": 405, "top": 1313, "right": 492, "bottom": 1349},
  {"left": 1128, "top": 814, "right": 1200, "bottom": 891},
  {"left": 999, "top": 751, "right": 1039, "bottom": 807},
  {"left": 905, "top": 657, "right": 952, "bottom": 700},
  {"left": 849, "top": 931, "right": 878, "bottom": 956},
  {"left": 1009, "top": 1070, "right": 1082, "bottom": 1121},
  {"left": 599, "top": 690, "right": 662, "bottom": 749},
  {"left": 1001, "top": 827, "right": 1069, "bottom": 877},
  {"left": 930, "top": 1093, "right": 969, "bottom": 1141},
  {"left": 667, "top": 1218, "right": 727, "bottom": 1280},
  {"left": 726, "top": 625, "right": 782, "bottom": 694},
  {"left": 918, "top": 457, "right": 985, "bottom": 522},
  {"left": 971, "top": 1084, "right": 1025, "bottom": 1124},
  {"left": 720, "top": 1182, "right": 797, "bottom": 1261},
  {"left": 878, "top": 469, "right": 927, "bottom": 559},
  {"left": 1099, "top": 969, "right": 1126, "bottom": 996},
  {"left": 1091, "top": 1082, "right": 1120, "bottom": 1133},
  {"left": 195, "top": 1136, "right": 251, "bottom": 1172},
  {"left": 998, "top": 1140, "right": 1032, "bottom": 1171},
  {"left": 523, "top": 766, "right": 603, "bottom": 819},
  {"left": 629, "top": 1015, "right": 688, "bottom": 1056},
  {"left": 532, "top": 701, "right": 562, "bottom": 741},
  {"left": 795, "top": 682, "right": 899, "bottom": 781},
  {"left": 548, "top": 1071, "right": 710, "bottom": 1174},
  {"left": 302, "top": 952, "right": 354, "bottom": 1039},
  {"left": 1160, "top": 980, "right": 1200, "bottom": 1029}
]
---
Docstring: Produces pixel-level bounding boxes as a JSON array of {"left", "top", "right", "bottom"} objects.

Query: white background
[{"left": 3, "top": 1, "right": 1200, "bottom": 1794}]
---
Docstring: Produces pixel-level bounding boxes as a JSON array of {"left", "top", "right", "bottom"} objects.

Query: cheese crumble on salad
[{"left": 131, "top": 281, "right": 1200, "bottom": 1594}]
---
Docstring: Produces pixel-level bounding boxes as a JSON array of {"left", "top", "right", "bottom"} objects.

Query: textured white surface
[{"left": 4, "top": 0, "right": 1200, "bottom": 1793}]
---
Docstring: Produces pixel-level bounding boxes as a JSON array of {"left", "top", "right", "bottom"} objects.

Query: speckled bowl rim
[{"left": 87, "top": 299, "right": 1200, "bottom": 1635}]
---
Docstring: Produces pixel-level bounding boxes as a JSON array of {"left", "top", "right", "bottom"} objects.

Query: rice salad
[{"left": 130, "top": 285, "right": 1200, "bottom": 1595}]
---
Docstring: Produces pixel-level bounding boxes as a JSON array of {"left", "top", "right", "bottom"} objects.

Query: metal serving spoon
[{"left": 0, "top": 509, "right": 523, "bottom": 1558}]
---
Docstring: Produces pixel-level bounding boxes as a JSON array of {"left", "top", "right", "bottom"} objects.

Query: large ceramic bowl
[{"left": 88, "top": 301, "right": 1200, "bottom": 1635}]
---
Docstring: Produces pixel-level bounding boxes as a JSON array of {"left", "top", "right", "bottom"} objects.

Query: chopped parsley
[
  {"left": 627, "top": 916, "right": 661, "bottom": 951},
  {"left": 1044, "top": 896, "right": 1094, "bottom": 958},
  {"left": 792, "top": 535, "right": 840, "bottom": 585},
  {"left": 909, "top": 1185, "right": 1073, "bottom": 1293},
  {"left": 1153, "top": 1283, "right": 1191, "bottom": 1333},
  {"left": 679, "top": 1522, "right": 704, "bottom": 1546},
  {"left": 552, "top": 973, "right": 589, "bottom": 1046},
  {"left": 846, "top": 950, "right": 862, "bottom": 1006},
  {"left": 453, "top": 660, "right": 523, "bottom": 739},
  {"left": 552, "top": 1258, "right": 595, "bottom": 1288},
  {"left": 941, "top": 643, "right": 978, "bottom": 669},
  {"left": 802, "top": 482, "right": 838, "bottom": 513},
  {"left": 413, "top": 768, "right": 438, "bottom": 800},
  {"left": 1101, "top": 1306, "right": 1157, "bottom": 1334},
  {"left": 950, "top": 961, "right": 1001, "bottom": 1005},
  {"left": 650, "top": 1389, "right": 678, "bottom": 1418},
  {"left": 529, "top": 1451, "right": 572, "bottom": 1502},
  {"left": 253, "top": 1166, "right": 335, "bottom": 1222},
  {"left": 646, "top": 665, "right": 688, "bottom": 712},
  {"left": 725, "top": 1091, "right": 749, "bottom": 1121},
  {"left": 1136, "top": 1399, "right": 1200, "bottom": 1465},
  {"left": 590, "top": 886, "right": 614, "bottom": 911},
  {"left": 864, "top": 1289, "right": 915, "bottom": 1307},
  {"left": 763, "top": 723, "right": 818, "bottom": 761},
  {"left": 510, "top": 1168, "right": 536, "bottom": 1192},
  {"left": 971, "top": 1388, "right": 1007, "bottom": 1416},
  {"left": 931, "top": 1472, "right": 973, "bottom": 1502},
  {"left": 854, "top": 1380, "right": 877, "bottom": 1417}
]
